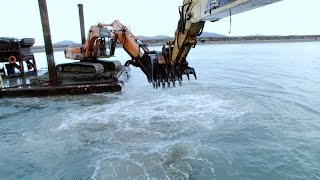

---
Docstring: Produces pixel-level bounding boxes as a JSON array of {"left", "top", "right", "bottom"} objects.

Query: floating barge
[
  {"left": 0, "top": 39, "right": 130, "bottom": 97},
  {"left": 0, "top": 1, "right": 130, "bottom": 98},
  {"left": 0, "top": 63, "right": 130, "bottom": 97}
]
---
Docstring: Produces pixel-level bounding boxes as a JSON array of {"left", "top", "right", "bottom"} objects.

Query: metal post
[
  {"left": 38, "top": 0, "right": 59, "bottom": 86},
  {"left": 78, "top": 4, "right": 86, "bottom": 44}
]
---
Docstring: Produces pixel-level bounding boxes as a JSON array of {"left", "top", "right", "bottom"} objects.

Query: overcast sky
[{"left": 1, "top": 0, "right": 319, "bottom": 45}]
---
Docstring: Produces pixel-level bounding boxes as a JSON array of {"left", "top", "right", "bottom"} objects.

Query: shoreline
[
  {"left": 141, "top": 38, "right": 320, "bottom": 48},
  {"left": 32, "top": 38, "right": 320, "bottom": 53},
  {"left": 197, "top": 38, "right": 320, "bottom": 45}
]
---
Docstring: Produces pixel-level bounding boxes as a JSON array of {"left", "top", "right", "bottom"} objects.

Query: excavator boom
[
  {"left": 169, "top": 0, "right": 282, "bottom": 65},
  {"left": 137, "top": 0, "right": 283, "bottom": 88}
]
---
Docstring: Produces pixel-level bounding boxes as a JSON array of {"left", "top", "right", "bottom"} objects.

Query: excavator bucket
[{"left": 130, "top": 51, "right": 197, "bottom": 89}]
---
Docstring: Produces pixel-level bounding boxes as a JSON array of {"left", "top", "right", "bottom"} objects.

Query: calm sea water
[{"left": 1, "top": 42, "right": 320, "bottom": 179}]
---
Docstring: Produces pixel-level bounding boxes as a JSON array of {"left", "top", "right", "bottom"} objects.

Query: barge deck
[{"left": 0, "top": 63, "right": 130, "bottom": 97}]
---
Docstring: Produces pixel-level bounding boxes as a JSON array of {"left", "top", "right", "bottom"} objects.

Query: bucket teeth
[
  {"left": 149, "top": 66, "right": 196, "bottom": 89},
  {"left": 144, "top": 56, "right": 197, "bottom": 89},
  {"left": 183, "top": 67, "right": 196, "bottom": 80}
]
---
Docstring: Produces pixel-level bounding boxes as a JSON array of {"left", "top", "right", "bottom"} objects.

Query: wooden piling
[
  {"left": 38, "top": 0, "right": 59, "bottom": 86},
  {"left": 78, "top": 4, "right": 86, "bottom": 45}
]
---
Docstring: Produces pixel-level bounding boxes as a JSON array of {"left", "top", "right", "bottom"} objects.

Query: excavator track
[{"left": 57, "top": 61, "right": 122, "bottom": 74}]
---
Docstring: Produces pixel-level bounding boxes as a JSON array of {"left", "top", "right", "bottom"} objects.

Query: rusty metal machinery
[{"left": 0, "top": 37, "right": 37, "bottom": 77}]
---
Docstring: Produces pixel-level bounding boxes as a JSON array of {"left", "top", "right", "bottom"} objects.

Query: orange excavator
[
  {"left": 63, "top": 20, "right": 158, "bottom": 83},
  {"left": 65, "top": 20, "right": 149, "bottom": 61}
]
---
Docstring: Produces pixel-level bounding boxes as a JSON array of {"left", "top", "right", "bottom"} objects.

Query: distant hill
[
  {"left": 199, "top": 32, "right": 226, "bottom": 38},
  {"left": 137, "top": 32, "right": 225, "bottom": 41},
  {"left": 250, "top": 34, "right": 265, "bottom": 37},
  {"left": 32, "top": 40, "right": 81, "bottom": 53},
  {"left": 54, "top": 40, "right": 80, "bottom": 46},
  {"left": 137, "top": 35, "right": 173, "bottom": 41}
]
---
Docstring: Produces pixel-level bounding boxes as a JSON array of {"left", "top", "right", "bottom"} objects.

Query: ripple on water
[
  {"left": 90, "top": 141, "right": 232, "bottom": 180},
  {"left": 1, "top": 42, "right": 320, "bottom": 179}
]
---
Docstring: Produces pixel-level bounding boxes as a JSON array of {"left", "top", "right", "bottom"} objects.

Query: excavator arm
[
  {"left": 102, "top": 20, "right": 157, "bottom": 82},
  {"left": 103, "top": 20, "right": 149, "bottom": 60},
  {"left": 145, "top": 0, "right": 283, "bottom": 88},
  {"left": 171, "top": 0, "right": 283, "bottom": 65},
  {"left": 64, "top": 20, "right": 158, "bottom": 82}
]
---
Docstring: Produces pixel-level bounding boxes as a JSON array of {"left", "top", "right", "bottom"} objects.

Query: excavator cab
[
  {"left": 97, "top": 37, "right": 115, "bottom": 58},
  {"left": 96, "top": 28, "right": 116, "bottom": 58},
  {"left": 64, "top": 26, "right": 115, "bottom": 61}
]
